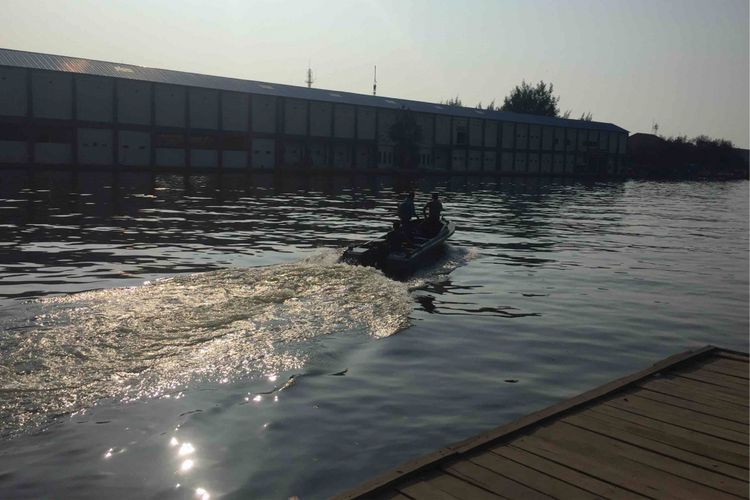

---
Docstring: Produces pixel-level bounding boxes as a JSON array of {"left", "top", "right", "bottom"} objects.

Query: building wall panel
[
  {"left": 252, "top": 138, "right": 275, "bottom": 168},
  {"left": 515, "top": 124, "right": 528, "bottom": 150},
  {"left": 529, "top": 125, "right": 541, "bottom": 151},
  {"left": 618, "top": 134, "right": 626, "bottom": 154},
  {"left": 565, "top": 153, "right": 575, "bottom": 173},
  {"left": 117, "top": 80, "right": 151, "bottom": 125},
  {"left": 0, "top": 67, "right": 27, "bottom": 117},
  {"left": 484, "top": 121, "right": 497, "bottom": 148},
  {"left": 34, "top": 143, "right": 71, "bottom": 164},
  {"left": 469, "top": 118, "right": 482, "bottom": 147},
  {"left": 155, "top": 148, "right": 185, "bottom": 167},
  {"left": 542, "top": 126, "right": 554, "bottom": 150},
  {"left": 310, "top": 101, "right": 332, "bottom": 137},
  {"left": 333, "top": 143, "right": 351, "bottom": 168},
  {"left": 433, "top": 148, "right": 449, "bottom": 169},
  {"left": 553, "top": 154, "right": 564, "bottom": 173},
  {"left": 283, "top": 141, "right": 305, "bottom": 166},
  {"left": 77, "top": 128, "right": 113, "bottom": 165},
  {"left": 155, "top": 84, "right": 186, "bottom": 128},
  {"left": 566, "top": 129, "right": 577, "bottom": 152},
  {"left": 541, "top": 153, "right": 552, "bottom": 173},
  {"left": 310, "top": 141, "right": 329, "bottom": 167},
  {"left": 514, "top": 152, "right": 527, "bottom": 172},
  {"left": 501, "top": 122, "right": 514, "bottom": 149},
  {"left": 190, "top": 149, "right": 218, "bottom": 167},
  {"left": 435, "top": 115, "right": 451, "bottom": 145},
  {"left": 251, "top": 95, "right": 276, "bottom": 133},
  {"left": 435, "top": 116, "right": 451, "bottom": 145},
  {"left": 189, "top": 88, "right": 218, "bottom": 130},
  {"left": 415, "top": 113, "right": 433, "bottom": 146},
  {"left": 284, "top": 99, "right": 307, "bottom": 135},
  {"left": 483, "top": 150, "right": 496, "bottom": 171},
  {"left": 0, "top": 140, "right": 27, "bottom": 163},
  {"left": 452, "top": 118, "right": 468, "bottom": 145},
  {"left": 467, "top": 149, "right": 482, "bottom": 171},
  {"left": 451, "top": 149, "right": 466, "bottom": 171},
  {"left": 223, "top": 150, "right": 247, "bottom": 168},
  {"left": 333, "top": 104, "right": 355, "bottom": 139},
  {"left": 221, "top": 92, "right": 248, "bottom": 131},
  {"left": 554, "top": 127, "right": 565, "bottom": 151},
  {"left": 32, "top": 70, "right": 72, "bottom": 119},
  {"left": 118, "top": 130, "right": 150, "bottom": 166},
  {"left": 608, "top": 133, "right": 618, "bottom": 154},
  {"left": 527, "top": 152, "right": 540, "bottom": 173},
  {"left": 377, "top": 109, "right": 396, "bottom": 144},
  {"left": 376, "top": 146, "right": 393, "bottom": 168},
  {"left": 500, "top": 151, "right": 514, "bottom": 172},
  {"left": 76, "top": 75, "right": 113, "bottom": 123},
  {"left": 577, "top": 129, "right": 587, "bottom": 151},
  {"left": 357, "top": 107, "right": 376, "bottom": 140},
  {"left": 355, "top": 144, "right": 371, "bottom": 169}
]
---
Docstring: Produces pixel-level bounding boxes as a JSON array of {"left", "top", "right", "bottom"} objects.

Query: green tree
[
  {"left": 389, "top": 108, "right": 423, "bottom": 169},
  {"left": 500, "top": 80, "right": 560, "bottom": 116},
  {"left": 441, "top": 96, "right": 463, "bottom": 107}
]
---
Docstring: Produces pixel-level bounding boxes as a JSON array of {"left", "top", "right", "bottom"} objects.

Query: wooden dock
[{"left": 334, "top": 346, "right": 748, "bottom": 499}]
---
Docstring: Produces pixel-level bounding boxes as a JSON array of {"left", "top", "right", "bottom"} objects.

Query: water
[{"left": 0, "top": 171, "right": 747, "bottom": 499}]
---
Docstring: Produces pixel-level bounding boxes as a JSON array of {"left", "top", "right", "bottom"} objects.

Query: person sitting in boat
[
  {"left": 422, "top": 192, "right": 443, "bottom": 235},
  {"left": 397, "top": 191, "right": 417, "bottom": 235},
  {"left": 385, "top": 220, "right": 407, "bottom": 252}
]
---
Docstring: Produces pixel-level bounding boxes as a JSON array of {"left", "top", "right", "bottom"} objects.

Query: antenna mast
[
  {"left": 372, "top": 65, "right": 377, "bottom": 96},
  {"left": 305, "top": 61, "right": 314, "bottom": 88}
]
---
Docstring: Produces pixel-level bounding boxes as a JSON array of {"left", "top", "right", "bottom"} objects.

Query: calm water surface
[{"left": 0, "top": 170, "right": 747, "bottom": 499}]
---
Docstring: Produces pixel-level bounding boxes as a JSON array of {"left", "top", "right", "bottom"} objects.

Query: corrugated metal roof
[{"left": 0, "top": 47, "right": 627, "bottom": 133}]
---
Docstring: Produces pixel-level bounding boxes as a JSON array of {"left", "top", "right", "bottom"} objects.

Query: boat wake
[{"left": 0, "top": 250, "right": 410, "bottom": 437}]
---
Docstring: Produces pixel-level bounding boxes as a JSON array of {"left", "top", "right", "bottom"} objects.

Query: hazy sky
[{"left": 2, "top": 0, "right": 748, "bottom": 147}]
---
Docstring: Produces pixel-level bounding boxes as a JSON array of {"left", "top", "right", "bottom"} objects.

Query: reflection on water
[
  {"left": 0, "top": 170, "right": 747, "bottom": 499},
  {"left": 0, "top": 250, "right": 412, "bottom": 436}
]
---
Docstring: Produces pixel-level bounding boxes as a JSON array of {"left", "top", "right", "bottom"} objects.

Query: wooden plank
[
  {"left": 332, "top": 347, "right": 742, "bottom": 500},
  {"left": 397, "top": 477, "right": 460, "bottom": 500},
  {"left": 442, "top": 458, "right": 550, "bottom": 500},
  {"left": 590, "top": 405, "right": 749, "bottom": 466},
  {"left": 639, "top": 377, "right": 749, "bottom": 410},
  {"left": 669, "top": 374, "right": 749, "bottom": 399},
  {"left": 562, "top": 410, "right": 750, "bottom": 484},
  {"left": 421, "top": 473, "right": 506, "bottom": 500},
  {"left": 717, "top": 352, "right": 750, "bottom": 363},
  {"left": 510, "top": 434, "right": 688, "bottom": 500},
  {"left": 531, "top": 422, "right": 743, "bottom": 500},
  {"left": 467, "top": 450, "right": 600, "bottom": 500},
  {"left": 605, "top": 395, "right": 749, "bottom": 444},
  {"left": 675, "top": 368, "right": 750, "bottom": 393},
  {"left": 492, "top": 445, "right": 647, "bottom": 500},
  {"left": 636, "top": 387, "right": 748, "bottom": 424},
  {"left": 699, "top": 358, "right": 749, "bottom": 379},
  {"left": 368, "top": 492, "right": 413, "bottom": 500}
]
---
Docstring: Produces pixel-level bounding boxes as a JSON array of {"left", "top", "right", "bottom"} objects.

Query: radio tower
[
  {"left": 372, "top": 65, "right": 377, "bottom": 96},
  {"left": 305, "top": 61, "right": 314, "bottom": 88}
]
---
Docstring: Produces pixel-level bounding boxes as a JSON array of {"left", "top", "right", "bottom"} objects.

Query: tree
[
  {"left": 441, "top": 96, "right": 463, "bottom": 107},
  {"left": 389, "top": 108, "right": 424, "bottom": 169},
  {"left": 579, "top": 112, "right": 593, "bottom": 121},
  {"left": 500, "top": 80, "right": 560, "bottom": 116}
]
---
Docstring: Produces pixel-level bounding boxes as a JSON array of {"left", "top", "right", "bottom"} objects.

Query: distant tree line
[
  {"left": 441, "top": 80, "right": 594, "bottom": 121},
  {"left": 629, "top": 134, "right": 748, "bottom": 179}
]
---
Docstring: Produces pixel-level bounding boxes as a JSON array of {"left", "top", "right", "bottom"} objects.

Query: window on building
[{"left": 456, "top": 126, "right": 467, "bottom": 145}]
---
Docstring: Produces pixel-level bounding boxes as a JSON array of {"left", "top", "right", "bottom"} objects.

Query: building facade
[{"left": 0, "top": 48, "right": 628, "bottom": 174}]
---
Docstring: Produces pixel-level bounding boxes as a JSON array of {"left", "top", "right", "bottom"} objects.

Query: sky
[{"left": 2, "top": 0, "right": 748, "bottom": 147}]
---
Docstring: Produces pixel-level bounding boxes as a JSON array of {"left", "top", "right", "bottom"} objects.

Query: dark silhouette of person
[
  {"left": 385, "top": 220, "right": 407, "bottom": 252},
  {"left": 397, "top": 191, "right": 416, "bottom": 234},
  {"left": 423, "top": 192, "right": 443, "bottom": 234}
]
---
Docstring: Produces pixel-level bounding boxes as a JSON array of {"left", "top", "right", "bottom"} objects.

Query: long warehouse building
[{"left": 0, "top": 48, "right": 628, "bottom": 174}]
